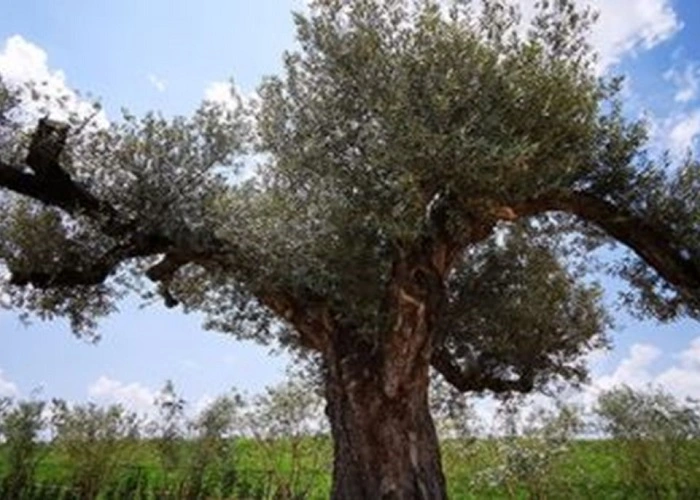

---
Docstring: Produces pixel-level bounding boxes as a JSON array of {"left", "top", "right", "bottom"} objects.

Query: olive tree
[{"left": 1, "top": 1, "right": 699, "bottom": 498}]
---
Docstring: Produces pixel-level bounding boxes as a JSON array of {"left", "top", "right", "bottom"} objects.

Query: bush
[
  {"left": 596, "top": 385, "right": 700, "bottom": 493},
  {"left": 181, "top": 391, "right": 243, "bottom": 498},
  {"left": 472, "top": 397, "right": 585, "bottom": 498},
  {"left": 243, "top": 374, "right": 328, "bottom": 499},
  {"left": 0, "top": 397, "right": 46, "bottom": 498},
  {"left": 150, "top": 380, "right": 187, "bottom": 475},
  {"left": 49, "top": 399, "right": 141, "bottom": 498}
]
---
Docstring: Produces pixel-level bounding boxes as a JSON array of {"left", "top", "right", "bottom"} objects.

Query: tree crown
[{"left": 0, "top": 0, "right": 698, "bottom": 394}]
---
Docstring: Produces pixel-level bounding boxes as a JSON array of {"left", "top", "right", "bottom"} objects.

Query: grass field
[
  {"left": 3, "top": 437, "right": 700, "bottom": 499},
  {"left": 2, "top": 384, "right": 699, "bottom": 498}
]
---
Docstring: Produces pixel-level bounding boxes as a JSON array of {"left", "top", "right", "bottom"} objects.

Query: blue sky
[{"left": 1, "top": 0, "right": 700, "bottom": 413}]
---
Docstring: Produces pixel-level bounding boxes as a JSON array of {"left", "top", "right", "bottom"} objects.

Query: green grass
[
  {"left": 442, "top": 439, "right": 700, "bottom": 499},
  {"left": 2, "top": 438, "right": 700, "bottom": 499}
]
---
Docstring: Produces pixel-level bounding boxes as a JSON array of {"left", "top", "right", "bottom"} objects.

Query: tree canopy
[{"left": 1, "top": 0, "right": 699, "bottom": 397}]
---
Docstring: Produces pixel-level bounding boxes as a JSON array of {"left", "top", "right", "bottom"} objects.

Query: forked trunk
[{"left": 323, "top": 333, "right": 447, "bottom": 500}]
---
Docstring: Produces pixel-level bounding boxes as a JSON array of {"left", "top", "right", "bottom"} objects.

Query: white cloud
[
  {"left": 509, "top": 0, "right": 680, "bottom": 71},
  {"left": 0, "top": 35, "right": 107, "bottom": 125},
  {"left": 647, "top": 107, "right": 700, "bottom": 157},
  {"left": 204, "top": 81, "right": 240, "bottom": 110},
  {"left": 668, "top": 109, "right": 700, "bottom": 155},
  {"left": 664, "top": 62, "right": 700, "bottom": 103},
  {"left": 0, "top": 368, "right": 19, "bottom": 397},
  {"left": 655, "top": 337, "right": 700, "bottom": 400},
  {"left": 592, "top": 343, "right": 661, "bottom": 393},
  {"left": 587, "top": 337, "right": 700, "bottom": 403},
  {"left": 147, "top": 73, "right": 167, "bottom": 92},
  {"left": 192, "top": 393, "right": 215, "bottom": 417},
  {"left": 463, "top": 339, "right": 698, "bottom": 435},
  {"left": 87, "top": 377, "right": 223, "bottom": 420},
  {"left": 585, "top": 0, "right": 681, "bottom": 70},
  {"left": 655, "top": 366, "right": 700, "bottom": 401},
  {"left": 87, "top": 376, "right": 156, "bottom": 414},
  {"left": 678, "top": 337, "right": 700, "bottom": 370},
  {"left": 0, "top": 35, "right": 60, "bottom": 89}
]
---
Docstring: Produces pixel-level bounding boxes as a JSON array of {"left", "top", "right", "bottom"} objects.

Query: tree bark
[{"left": 323, "top": 326, "right": 447, "bottom": 500}]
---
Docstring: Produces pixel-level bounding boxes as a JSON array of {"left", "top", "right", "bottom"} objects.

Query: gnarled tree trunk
[
  {"left": 322, "top": 263, "right": 447, "bottom": 499},
  {"left": 324, "top": 336, "right": 446, "bottom": 499}
]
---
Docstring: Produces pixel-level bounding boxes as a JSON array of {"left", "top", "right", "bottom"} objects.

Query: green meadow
[
  {"left": 2, "top": 437, "right": 700, "bottom": 498},
  {"left": 2, "top": 382, "right": 700, "bottom": 499}
]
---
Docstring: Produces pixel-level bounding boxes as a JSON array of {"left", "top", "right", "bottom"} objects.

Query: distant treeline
[{"left": 1, "top": 376, "right": 700, "bottom": 499}]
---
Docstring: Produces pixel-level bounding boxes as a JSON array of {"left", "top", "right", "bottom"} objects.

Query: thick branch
[
  {"left": 0, "top": 120, "right": 123, "bottom": 234},
  {"left": 9, "top": 261, "right": 114, "bottom": 288},
  {"left": 504, "top": 191, "right": 700, "bottom": 298},
  {"left": 1, "top": 121, "right": 226, "bottom": 292},
  {"left": 0, "top": 160, "right": 108, "bottom": 219},
  {"left": 260, "top": 293, "right": 332, "bottom": 352},
  {"left": 26, "top": 118, "right": 70, "bottom": 178},
  {"left": 431, "top": 347, "right": 535, "bottom": 394},
  {"left": 0, "top": 124, "right": 216, "bottom": 291},
  {"left": 2, "top": 120, "right": 333, "bottom": 350}
]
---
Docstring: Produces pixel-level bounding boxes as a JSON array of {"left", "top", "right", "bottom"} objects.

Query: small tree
[
  {"left": 596, "top": 385, "right": 700, "bottom": 491},
  {"left": 50, "top": 399, "right": 141, "bottom": 497},
  {"left": 0, "top": 399, "right": 46, "bottom": 497},
  {"left": 150, "top": 380, "right": 187, "bottom": 474},
  {"left": 245, "top": 374, "right": 328, "bottom": 498},
  {"left": 478, "top": 399, "right": 585, "bottom": 498},
  {"left": 181, "top": 391, "right": 243, "bottom": 499},
  {"left": 2, "top": 1, "right": 699, "bottom": 497},
  {"left": 428, "top": 374, "right": 483, "bottom": 498}
]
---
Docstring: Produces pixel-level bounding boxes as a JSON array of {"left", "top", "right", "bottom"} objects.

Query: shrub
[
  {"left": 474, "top": 397, "right": 584, "bottom": 498},
  {"left": 150, "top": 380, "right": 187, "bottom": 475},
  {"left": 596, "top": 385, "right": 700, "bottom": 493},
  {"left": 0, "top": 398, "right": 46, "bottom": 498},
  {"left": 180, "top": 391, "right": 243, "bottom": 499},
  {"left": 50, "top": 399, "right": 141, "bottom": 498}
]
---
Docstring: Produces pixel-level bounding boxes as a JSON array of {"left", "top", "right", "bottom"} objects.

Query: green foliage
[
  {"left": 1, "top": 5, "right": 700, "bottom": 493},
  {"left": 0, "top": 384, "right": 699, "bottom": 498},
  {"left": 430, "top": 371, "right": 480, "bottom": 439},
  {"left": 597, "top": 385, "right": 700, "bottom": 440},
  {"left": 439, "top": 225, "right": 610, "bottom": 392},
  {"left": 0, "top": 76, "right": 21, "bottom": 160},
  {"left": 0, "top": 79, "right": 250, "bottom": 338},
  {"left": 150, "top": 380, "right": 187, "bottom": 473},
  {"left": 252, "top": 0, "right": 607, "bottom": 324},
  {"left": 243, "top": 373, "right": 328, "bottom": 498},
  {"left": 0, "top": 398, "right": 46, "bottom": 498},
  {"left": 179, "top": 390, "right": 243, "bottom": 499},
  {"left": 0, "top": 1, "right": 698, "bottom": 399},
  {"left": 595, "top": 385, "right": 700, "bottom": 492},
  {"left": 49, "top": 399, "right": 141, "bottom": 498},
  {"left": 471, "top": 398, "right": 585, "bottom": 498}
]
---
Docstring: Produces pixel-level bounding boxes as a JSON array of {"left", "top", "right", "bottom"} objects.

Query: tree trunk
[{"left": 323, "top": 330, "right": 447, "bottom": 500}]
